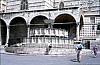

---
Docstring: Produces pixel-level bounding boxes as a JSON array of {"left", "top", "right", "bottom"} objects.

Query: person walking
[
  {"left": 75, "top": 42, "right": 84, "bottom": 63},
  {"left": 93, "top": 45, "right": 98, "bottom": 58}
]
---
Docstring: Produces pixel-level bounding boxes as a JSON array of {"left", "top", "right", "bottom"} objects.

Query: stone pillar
[
  {"left": 0, "top": 23, "right": 1, "bottom": 45},
  {"left": 27, "top": 25, "right": 30, "bottom": 38},
  {"left": 27, "top": 25, "right": 30, "bottom": 43},
  {"left": 76, "top": 22, "right": 80, "bottom": 40},
  {"left": 5, "top": 26, "right": 9, "bottom": 46}
]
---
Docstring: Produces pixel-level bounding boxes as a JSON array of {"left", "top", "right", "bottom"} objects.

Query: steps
[{"left": 4, "top": 47, "right": 93, "bottom": 55}]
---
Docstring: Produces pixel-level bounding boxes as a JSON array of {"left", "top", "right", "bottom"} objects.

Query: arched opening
[
  {"left": 30, "top": 16, "right": 48, "bottom": 44},
  {"left": 0, "top": 19, "right": 7, "bottom": 45},
  {"left": 20, "top": 0, "right": 28, "bottom": 10},
  {"left": 59, "top": 2, "right": 64, "bottom": 9},
  {"left": 30, "top": 15, "right": 48, "bottom": 29},
  {"left": 9, "top": 17, "right": 27, "bottom": 45},
  {"left": 53, "top": 14, "right": 76, "bottom": 39}
]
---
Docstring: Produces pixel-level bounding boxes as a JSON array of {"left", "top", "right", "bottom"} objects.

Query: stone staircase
[{"left": 4, "top": 43, "right": 93, "bottom": 55}]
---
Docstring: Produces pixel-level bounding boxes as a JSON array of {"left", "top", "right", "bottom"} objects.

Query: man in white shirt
[{"left": 75, "top": 42, "right": 84, "bottom": 63}]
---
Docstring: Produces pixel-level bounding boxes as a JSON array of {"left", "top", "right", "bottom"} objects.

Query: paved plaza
[
  {"left": 1, "top": 53, "right": 100, "bottom": 65},
  {"left": 0, "top": 45, "right": 100, "bottom": 65}
]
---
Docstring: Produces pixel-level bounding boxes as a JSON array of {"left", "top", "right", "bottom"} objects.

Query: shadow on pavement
[
  {"left": 89, "top": 55, "right": 97, "bottom": 58},
  {"left": 70, "top": 59, "right": 78, "bottom": 62}
]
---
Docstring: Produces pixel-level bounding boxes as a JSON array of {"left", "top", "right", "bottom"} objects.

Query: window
[
  {"left": 59, "top": 2, "right": 64, "bottom": 9},
  {"left": 20, "top": 0, "right": 28, "bottom": 10},
  {"left": 97, "top": 23, "right": 100, "bottom": 30},
  {"left": 90, "top": 17, "right": 95, "bottom": 23},
  {"left": 2, "top": 10, "right": 5, "bottom": 12},
  {"left": 90, "top": 17, "right": 95, "bottom": 30}
]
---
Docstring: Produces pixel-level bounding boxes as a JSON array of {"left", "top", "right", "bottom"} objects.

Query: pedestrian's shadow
[
  {"left": 70, "top": 59, "right": 78, "bottom": 62},
  {"left": 89, "top": 56, "right": 96, "bottom": 58}
]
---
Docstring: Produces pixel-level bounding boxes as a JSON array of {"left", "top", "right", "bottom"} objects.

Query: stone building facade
[{"left": 0, "top": 0, "right": 7, "bottom": 12}]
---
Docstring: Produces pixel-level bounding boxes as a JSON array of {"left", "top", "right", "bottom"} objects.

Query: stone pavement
[
  {"left": 0, "top": 45, "right": 100, "bottom": 65},
  {"left": 1, "top": 53, "right": 100, "bottom": 65}
]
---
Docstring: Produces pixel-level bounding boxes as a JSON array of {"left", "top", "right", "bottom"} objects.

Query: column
[
  {"left": 0, "top": 23, "right": 1, "bottom": 45},
  {"left": 76, "top": 22, "right": 80, "bottom": 41},
  {"left": 5, "top": 25, "right": 9, "bottom": 46},
  {"left": 27, "top": 25, "right": 30, "bottom": 38},
  {"left": 27, "top": 25, "right": 30, "bottom": 43}
]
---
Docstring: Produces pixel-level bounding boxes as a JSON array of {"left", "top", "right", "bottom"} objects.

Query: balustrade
[
  {"left": 29, "top": 28, "right": 69, "bottom": 44},
  {"left": 30, "top": 28, "right": 68, "bottom": 37}
]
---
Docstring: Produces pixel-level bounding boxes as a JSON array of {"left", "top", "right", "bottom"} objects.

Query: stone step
[
  {"left": 4, "top": 43, "right": 93, "bottom": 55},
  {"left": 20, "top": 43, "right": 75, "bottom": 49},
  {"left": 22, "top": 48, "right": 92, "bottom": 55}
]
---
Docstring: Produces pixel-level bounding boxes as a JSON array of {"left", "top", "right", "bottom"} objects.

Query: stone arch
[
  {"left": 0, "top": 19, "right": 7, "bottom": 45},
  {"left": 30, "top": 15, "right": 48, "bottom": 29},
  {"left": 20, "top": 0, "right": 28, "bottom": 10},
  {"left": 9, "top": 17, "right": 27, "bottom": 45},
  {"left": 53, "top": 13, "right": 76, "bottom": 39}
]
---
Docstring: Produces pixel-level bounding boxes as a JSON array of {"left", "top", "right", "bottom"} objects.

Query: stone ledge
[{"left": 4, "top": 46, "right": 93, "bottom": 55}]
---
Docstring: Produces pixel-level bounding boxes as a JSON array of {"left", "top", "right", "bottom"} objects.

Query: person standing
[
  {"left": 45, "top": 44, "right": 52, "bottom": 55},
  {"left": 93, "top": 45, "right": 98, "bottom": 58},
  {"left": 75, "top": 42, "right": 84, "bottom": 63}
]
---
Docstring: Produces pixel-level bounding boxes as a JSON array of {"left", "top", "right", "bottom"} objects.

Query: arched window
[
  {"left": 20, "top": 0, "right": 28, "bottom": 10},
  {"left": 59, "top": 2, "right": 64, "bottom": 9}
]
